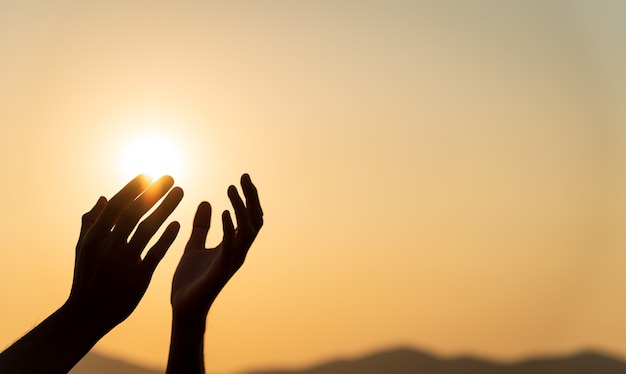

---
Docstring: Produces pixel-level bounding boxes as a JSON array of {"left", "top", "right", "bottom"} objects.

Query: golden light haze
[{"left": 1, "top": 1, "right": 626, "bottom": 373}]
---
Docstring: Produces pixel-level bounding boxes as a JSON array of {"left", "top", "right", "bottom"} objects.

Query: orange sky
[{"left": 1, "top": 1, "right": 626, "bottom": 373}]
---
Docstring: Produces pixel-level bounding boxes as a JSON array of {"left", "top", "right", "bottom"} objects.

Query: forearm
[
  {"left": 0, "top": 301, "right": 112, "bottom": 374},
  {"left": 166, "top": 313, "right": 207, "bottom": 374}
]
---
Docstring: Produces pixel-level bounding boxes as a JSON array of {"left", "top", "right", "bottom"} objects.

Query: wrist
[
  {"left": 167, "top": 310, "right": 207, "bottom": 374},
  {"left": 172, "top": 309, "right": 207, "bottom": 332},
  {"left": 60, "top": 299, "right": 117, "bottom": 338}
]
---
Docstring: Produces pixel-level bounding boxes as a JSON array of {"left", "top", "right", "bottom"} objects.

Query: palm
[{"left": 171, "top": 242, "right": 227, "bottom": 317}]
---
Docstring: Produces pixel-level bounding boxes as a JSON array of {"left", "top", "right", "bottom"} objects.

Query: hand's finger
[
  {"left": 90, "top": 174, "right": 152, "bottom": 238},
  {"left": 220, "top": 210, "right": 236, "bottom": 277},
  {"left": 76, "top": 196, "right": 107, "bottom": 252},
  {"left": 142, "top": 221, "right": 180, "bottom": 276},
  {"left": 222, "top": 210, "right": 235, "bottom": 251},
  {"left": 128, "top": 186, "right": 184, "bottom": 254},
  {"left": 241, "top": 174, "right": 263, "bottom": 231},
  {"left": 228, "top": 185, "right": 254, "bottom": 237},
  {"left": 114, "top": 176, "right": 175, "bottom": 241},
  {"left": 187, "top": 201, "right": 212, "bottom": 249}
]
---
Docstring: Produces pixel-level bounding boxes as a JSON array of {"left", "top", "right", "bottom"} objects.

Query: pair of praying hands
[{"left": 0, "top": 174, "right": 263, "bottom": 374}]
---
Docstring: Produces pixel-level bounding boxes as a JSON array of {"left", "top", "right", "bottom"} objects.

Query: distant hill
[
  {"left": 70, "top": 352, "right": 161, "bottom": 374},
  {"left": 243, "top": 347, "right": 626, "bottom": 374},
  {"left": 66, "top": 347, "right": 626, "bottom": 374}
]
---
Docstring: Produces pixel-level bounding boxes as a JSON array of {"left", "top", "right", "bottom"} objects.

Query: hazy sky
[{"left": 1, "top": 1, "right": 625, "bottom": 373}]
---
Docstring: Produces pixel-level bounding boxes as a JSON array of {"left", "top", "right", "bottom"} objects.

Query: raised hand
[
  {"left": 167, "top": 174, "right": 263, "bottom": 374},
  {"left": 68, "top": 174, "right": 184, "bottom": 327},
  {"left": 171, "top": 173, "right": 263, "bottom": 319},
  {"left": 0, "top": 174, "right": 183, "bottom": 374}
]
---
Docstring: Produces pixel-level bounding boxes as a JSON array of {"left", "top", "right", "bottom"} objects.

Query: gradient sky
[{"left": 1, "top": 1, "right": 625, "bottom": 373}]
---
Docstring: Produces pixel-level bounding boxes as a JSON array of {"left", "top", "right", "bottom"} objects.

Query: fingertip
[
  {"left": 222, "top": 210, "right": 234, "bottom": 228},
  {"left": 228, "top": 185, "right": 244, "bottom": 208},
  {"left": 125, "top": 173, "right": 153, "bottom": 195},
  {"left": 191, "top": 202, "right": 212, "bottom": 237},
  {"left": 169, "top": 220, "right": 181, "bottom": 231},
  {"left": 137, "top": 173, "right": 153, "bottom": 185},
  {"left": 167, "top": 222, "right": 181, "bottom": 240},
  {"left": 170, "top": 186, "right": 184, "bottom": 200},
  {"left": 241, "top": 173, "right": 251, "bottom": 184},
  {"left": 159, "top": 221, "right": 180, "bottom": 241},
  {"left": 95, "top": 195, "right": 108, "bottom": 212},
  {"left": 156, "top": 175, "right": 175, "bottom": 188},
  {"left": 162, "top": 221, "right": 181, "bottom": 244},
  {"left": 196, "top": 201, "right": 211, "bottom": 216},
  {"left": 222, "top": 211, "right": 235, "bottom": 250},
  {"left": 93, "top": 196, "right": 108, "bottom": 211}
]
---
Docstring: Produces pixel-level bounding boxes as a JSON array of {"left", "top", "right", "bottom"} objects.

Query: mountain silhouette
[
  {"left": 66, "top": 347, "right": 626, "bottom": 374},
  {"left": 70, "top": 352, "right": 161, "bottom": 374},
  {"left": 243, "top": 347, "right": 626, "bottom": 374}
]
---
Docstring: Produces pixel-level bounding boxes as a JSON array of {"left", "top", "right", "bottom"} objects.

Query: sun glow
[{"left": 118, "top": 131, "right": 187, "bottom": 181}]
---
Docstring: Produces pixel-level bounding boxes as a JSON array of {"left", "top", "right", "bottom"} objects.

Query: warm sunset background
[{"left": 1, "top": 1, "right": 625, "bottom": 373}]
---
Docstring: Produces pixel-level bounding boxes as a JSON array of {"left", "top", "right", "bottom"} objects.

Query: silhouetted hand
[
  {"left": 0, "top": 174, "right": 183, "bottom": 374},
  {"left": 171, "top": 173, "right": 263, "bottom": 320},
  {"left": 167, "top": 174, "right": 263, "bottom": 374},
  {"left": 67, "top": 174, "right": 183, "bottom": 327}
]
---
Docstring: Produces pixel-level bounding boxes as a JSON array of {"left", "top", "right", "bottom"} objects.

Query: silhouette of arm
[
  {"left": 0, "top": 175, "right": 183, "bottom": 374},
  {"left": 166, "top": 174, "right": 263, "bottom": 374}
]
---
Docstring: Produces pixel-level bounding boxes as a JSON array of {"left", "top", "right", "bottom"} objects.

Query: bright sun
[{"left": 118, "top": 131, "right": 187, "bottom": 180}]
